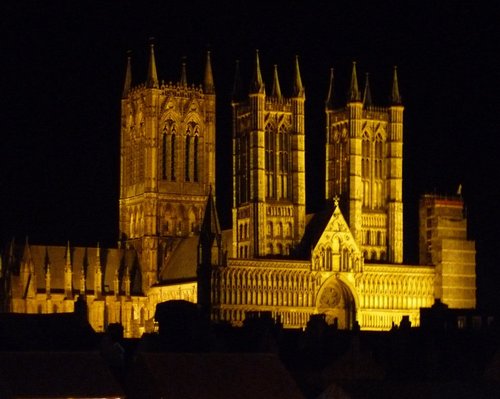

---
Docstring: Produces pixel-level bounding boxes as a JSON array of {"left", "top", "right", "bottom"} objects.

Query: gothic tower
[
  {"left": 325, "top": 64, "right": 403, "bottom": 263},
  {"left": 232, "top": 52, "right": 306, "bottom": 258},
  {"left": 119, "top": 44, "right": 216, "bottom": 291}
]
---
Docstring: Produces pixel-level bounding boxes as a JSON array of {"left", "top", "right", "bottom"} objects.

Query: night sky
[{"left": 1, "top": 2, "right": 498, "bottom": 309}]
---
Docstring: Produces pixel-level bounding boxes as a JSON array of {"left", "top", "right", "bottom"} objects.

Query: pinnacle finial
[
  {"left": 348, "top": 61, "right": 361, "bottom": 102},
  {"left": 203, "top": 50, "right": 215, "bottom": 94},
  {"left": 250, "top": 50, "right": 265, "bottom": 94},
  {"left": 391, "top": 65, "right": 402, "bottom": 105},
  {"left": 66, "top": 241, "right": 71, "bottom": 267},
  {"left": 122, "top": 51, "right": 132, "bottom": 99},
  {"left": 325, "top": 67, "right": 335, "bottom": 109},
  {"left": 363, "top": 72, "right": 373, "bottom": 107},
  {"left": 232, "top": 60, "right": 244, "bottom": 102},
  {"left": 146, "top": 39, "right": 159, "bottom": 88},
  {"left": 271, "top": 64, "right": 282, "bottom": 98},
  {"left": 180, "top": 56, "right": 187, "bottom": 86},
  {"left": 293, "top": 55, "right": 305, "bottom": 97}
]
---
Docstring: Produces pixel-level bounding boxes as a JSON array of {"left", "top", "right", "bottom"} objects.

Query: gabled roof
[
  {"left": 296, "top": 200, "right": 360, "bottom": 258},
  {"left": 159, "top": 237, "right": 198, "bottom": 282}
]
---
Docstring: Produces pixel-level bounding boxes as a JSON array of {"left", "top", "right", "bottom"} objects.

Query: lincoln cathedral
[{"left": 0, "top": 44, "right": 477, "bottom": 337}]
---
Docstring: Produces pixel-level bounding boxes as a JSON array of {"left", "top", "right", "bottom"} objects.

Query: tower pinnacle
[
  {"left": 348, "top": 61, "right": 361, "bottom": 102},
  {"left": 232, "top": 60, "right": 244, "bottom": 102},
  {"left": 271, "top": 64, "right": 282, "bottom": 98},
  {"left": 325, "top": 68, "right": 334, "bottom": 109},
  {"left": 122, "top": 52, "right": 132, "bottom": 99},
  {"left": 293, "top": 55, "right": 305, "bottom": 97},
  {"left": 363, "top": 72, "right": 373, "bottom": 107},
  {"left": 180, "top": 57, "right": 187, "bottom": 86},
  {"left": 250, "top": 50, "right": 265, "bottom": 94},
  {"left": 146, "top": 41, "right": 159, "bottom": 88},
  {"left": 203, "top": 50, "right": 215, "bottom": 94},
  {"left": 391, "top": 66, "right": 402, "bottom": 105}
]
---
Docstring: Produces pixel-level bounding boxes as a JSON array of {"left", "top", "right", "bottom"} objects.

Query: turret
[
  {"left": 346, "top": 61, "right": 363, "bottom": 245},
  {"left": 387, "top": 66, "right": 404, "bottom": 263}
]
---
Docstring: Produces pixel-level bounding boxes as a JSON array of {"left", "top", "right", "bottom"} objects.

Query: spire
[
  {"left": 348, "top": 61, "right": 361, "bottom": 102},
  {"left": 232, "top": 60, "right": 244, "bottom": 102},
  {"left": 391, "top": 66, "right": 402, "bottom": 105},
  {"left": 203, "top": 50, "right": 215, "bottom": 94},
  {"left": 200, "top": 187, "right": 221, "bottom": 240},
  {"left": 146, "top": 41, "right": 159, "bottom": 88},
  {"left": 65, "top": 241, "right": 72, "bottom": 271},
  {"left": 124, "top": 267, "right": 131, "bottom": 297},
  {"left": 80, "top": 262, "right": 86, "bottom": 296},
  {"left": 64, "top": 241, "right": 73, "bottom": 298},
  {"left": 179, "top": 57, "right": 187, "bottom": 86},
  {"left": 113, "top": 268, "right": 120, "bottom": 297},
  {"left": 325, "top": 68, "right": 335, "bottom": 109},
  {"left": 45, "top": 261, "right": 51, "bottom": 297},
  {"left": 293, "top": 55, "right": 305, "bottom": 97},
  {"left": 122, "top": 52, "right": 132, "bottom": 99},
  {"left": 95, "top": 242, "right": 101, "bottom": 272},
  {"left": 363, "top": 72, "right": 373, "bottom": 107},
  {"left": 250, "top": 50, "right": 265, "bottom": 94},
  {"left": 271, "top": 64, "right": 282, "bottom": 98},
  {"left": 95, "top": 243, "right": 102, "bottom": 297},
  {"left": 22, "top": 237, "right": 33, "bottom": 268}
]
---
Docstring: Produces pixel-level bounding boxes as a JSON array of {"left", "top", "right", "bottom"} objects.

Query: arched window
[
  {"left": 374, "top": 138, "right": 384, "bottom": 208},
  {"left": 162, "top": 121, "right": 176, "bottom": 181},
  {"left": 171, "top": 133, "right": 176, "bottom": 180},
  {"left": 362, "top": 137, "right": 371, "bottom": 207},
  {"left": 185, "top": 134, "right": 191, "bottom": 181},
  {"left": 162, "top": 133, "right": 167, "bottom": 179},
  {"left": 277, "top": 124, "right": 290, "bottom": 199},
  {"left": 265, "top": 124, "right": 276, "bottom": 198},
  {"left": 193, "top": 135, "right": 199, "bottom": 182}
]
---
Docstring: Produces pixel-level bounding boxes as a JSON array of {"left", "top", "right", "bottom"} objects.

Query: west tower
[
  {"left": 325, "top": 64, "right": 404, "bottom": 263},
  {"left": 231, "top": 52, "right": 306, "bottom": 258},
  {"left": 119, "top": 45, "right": 216, "bottom": 290}
]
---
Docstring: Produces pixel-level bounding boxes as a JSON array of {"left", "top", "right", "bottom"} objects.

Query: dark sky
[{"left": 1, "top": 2, "right": 498, "bottom": 309}]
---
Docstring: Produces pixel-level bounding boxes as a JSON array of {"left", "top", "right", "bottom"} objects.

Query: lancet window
[
  {"left": 161, "top": 119, "right": 176, "bottom": 181},
  {"left": 265, "top": 123, "right": 276, "bottom": 198},
  {"left": 277, "top": 124, "right": 290, "bottom": 200}
]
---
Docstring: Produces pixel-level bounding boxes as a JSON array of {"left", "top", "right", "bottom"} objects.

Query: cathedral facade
[{"left": 0, "top": 45, "right": 476, "bottom": 337}]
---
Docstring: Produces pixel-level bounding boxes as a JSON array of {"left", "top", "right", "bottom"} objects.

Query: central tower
[
  {"left": 119, "top": 44, "right": 216, "bottom": 290},
  {"left": 231, "top": 52, "right": 306, "bottom": 258}
]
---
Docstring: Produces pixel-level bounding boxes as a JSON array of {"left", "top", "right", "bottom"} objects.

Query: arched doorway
[{"left": 316, "top": 276, "right": 356, "bottom": 329}]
